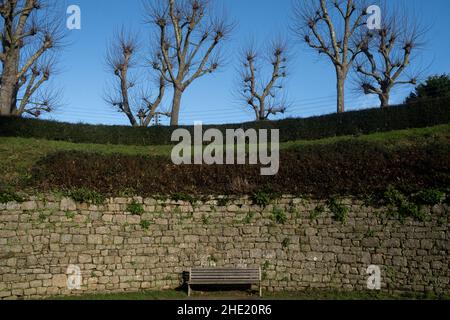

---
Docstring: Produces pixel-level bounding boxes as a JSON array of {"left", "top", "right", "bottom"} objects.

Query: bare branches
[
  {"left": 143, "top": 0, "right": 234, "bottom": 125},
  {"left": 237, "top": 39, "right": 289, "bottom": 121},
  {"left": 292, "top": 0, "right": 370, "bottom": 113},
  {"left": 20, "top": 86, "right": 62, "bottom": 117},
  {"left": 104, "top": 28, "right": 167, "bottom": 127},
  {"left": 17, "top": 54, "right": 55, "bottom": 114},
  {"left": 105, "top": 29, "right": 139, "bottom": 126},
  {"left": 354, "top": 7, "right": 427, "bottom": 108},
  {"left": 0, "top": 0, "right": 66, "bottom": 117}
]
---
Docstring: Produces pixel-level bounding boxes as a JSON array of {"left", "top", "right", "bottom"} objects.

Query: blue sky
[{"left": 46, "top": 0, "right": 450, "bottom": 125}]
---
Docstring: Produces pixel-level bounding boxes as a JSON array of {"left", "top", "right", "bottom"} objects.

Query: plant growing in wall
[
  {"left": 127, "top": 201, "right": 144, "bottom": 216},
  {"left": 0, "top": 189, "right": 24, "bottom": 204},
  {"left": 64, "top": 188, "right": 105, "bottom": 205},
  {"left": 65, "top": 211, "right": 76, "bottom": 220},
  {"left": 310, "top": 205, "right": 325, "bottom": 220},
  {"left": 140, "top": 220, "right": 151, "bottom": 230},
  {"left": 201, "top": 214, "right": 210, "bottom": 225},
  {"left": 251, "top": 190, "right": 281, "bottom": 208},
  {"left": 288, "top": 201, "right": 300, "bottom": 219},
  {"left": 384, "top": 187, "right": 429, "bottom": 222},
  {"left": 38, "top": 212, "right": 48, "bottom": 223},
  {"left": 327, "top": 197, "right": 349, "bottom": 223},
  {"left": 413, "top": 189, "right": 445, "bottom": 206},
  {"left": 282, "top": 237, "right": 291, "bottom": 249},
  {"left": 243, "top": 212, "right": 255, "bottom": 224},
  {"left": 217, "top": 196, "right": 231, "bottom": 207},
  {"left": 272, "top": 207, "right": 287, "bottom": 224}
]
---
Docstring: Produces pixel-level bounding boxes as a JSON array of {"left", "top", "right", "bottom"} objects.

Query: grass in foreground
[{"left": 49, "top": 289, "right": 449, "bottom": 301}]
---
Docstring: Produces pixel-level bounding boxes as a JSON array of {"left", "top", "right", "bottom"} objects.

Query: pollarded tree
[
  {"left": 237, "top": 41, "right": 289, "bottom": 121},
  {"left": 145, "top": 0, "right": 234, "bottom": 125},
  {"left": 355, "top": 11, "right": 426, "bottom": 108},
  {"left": 292, "top": 0, "right": 371, "bottom": 113},
  {"left": 104, "top": 29, "right": 168, "bottom": 127},
  {"left": 0, "top": 0, "right": 65, "bottom": 117}
]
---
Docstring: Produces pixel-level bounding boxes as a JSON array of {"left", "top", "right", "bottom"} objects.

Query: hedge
[
  {"left": 1, "top": 97, "right": 450, "bottom": 146},
  {"left": 30, "top": 140, "right": 450, "bottom": 198}
]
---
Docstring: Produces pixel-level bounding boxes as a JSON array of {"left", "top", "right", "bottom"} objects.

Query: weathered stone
[
  {"left": 338, "top": 254, "right": 356, "bottom": 264},
  {"left": 420, "top": 240, "right": 433, "bottom": 250},
  {"left": 61, "top": 234, "right": 72, "bottom": 243},
  {"left": 96, "top": 227, "right": 109, "bottom": 235},
  {"left": 223, "top": 228, "right": 239, "bottom": 237},
  {"left": 50, "top": 233, "right": 60, "bottom": 243},
  {"left": 52, "top": 274, "right": 67, "bottom": 288},
  {"left": 362, "top": 238, "right": 380, "bottom": 248},
  {"left": 79, "top": 254, "right": 92, "bottom": 263},
  {"left": 60, "top": 198, "right": 77, "bottom": 211},
  {"left": 0, "top": 230, "right": 16, "bottom": 237},
  {"left": 114, "top": 236, "right": 124, "bottom": 245},
  {"left": 72, "top": 235, "right": 87, "bottom": 244},
  {"left": 88, "top": 235, "right": 102, "bottom": 245},
  {"left": 21, "top": 201, "right": 37, "bottom": 210},
  {"left": 383, "top": 239, "right": 400, "bottom": 248},
  {"left": 102, "top": 214, "right": 113, "bottom": 222},
  {"left": 0, "top": 195, "right": 447, "bottom": 300},
  {"left": 127, "top": 215, "right": 141, "bottom": 224},
  {"left": 161, "top": 236, "right": 174, "bottom": 244},
  {"left": 392, "top": 256, "right": 407, "bottom": 267}
]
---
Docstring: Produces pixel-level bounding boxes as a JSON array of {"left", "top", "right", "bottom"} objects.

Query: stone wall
[{"left": 0, "top": 195, "right": 448, "bottom": 299}]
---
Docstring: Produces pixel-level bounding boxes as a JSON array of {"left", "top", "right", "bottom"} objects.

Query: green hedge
[{"left": 1, "top": 97, "right": 450, "bottom": 145}]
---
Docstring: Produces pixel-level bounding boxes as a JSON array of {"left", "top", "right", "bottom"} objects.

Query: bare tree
[
  {"left": 104, "top": 30, "right": 168, "bottom": 127},
  {"left": 0, "top": 0, "right": 64, "bottom": 117},
  {"left": 237, "top": 40, "right": 289, "bottom": 121},
  {"left": 354, "top": 11, "right": 426, "bottom": 108},
  {"left": 145, "top": 0, "right": 233, "bottom": 125},
  {"left": 292, "top": 0, "right": 370, "bottom": 113}
]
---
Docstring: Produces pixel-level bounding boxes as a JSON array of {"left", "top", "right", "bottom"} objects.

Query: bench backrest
[{"left": 189, "top": 268, "right": 261, "bottom": 284}]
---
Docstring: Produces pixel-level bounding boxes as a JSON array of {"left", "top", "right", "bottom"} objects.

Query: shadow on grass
[{"left": 48, "top": 288, "right": 449, "bottom": 301}]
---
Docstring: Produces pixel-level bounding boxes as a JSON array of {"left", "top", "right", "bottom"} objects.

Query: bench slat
[
  {"left": 189, "top": 281, "right": 260, "bottom": 284},
  {"left": 190, "top": 269, "right": 259, "bottom": 273},
  {"left": 191, "top": 278, "right": 260, "bottom": 280},
  {"left": 191, "top": 274, "right": 259, "bottom": 277},
  {"left": 188, "top": 268, "right": 262, "bottom": 297}
]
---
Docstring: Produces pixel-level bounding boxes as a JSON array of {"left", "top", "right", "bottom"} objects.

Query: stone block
[
  {"left": 88, "top": 235, "right": 102, "bottom": 245},
  {"left": 52, "top": 274, "right": 67, "bottom": 288},
  {"left": 60, "top": 198, "right": 77, "bottom": 211}
]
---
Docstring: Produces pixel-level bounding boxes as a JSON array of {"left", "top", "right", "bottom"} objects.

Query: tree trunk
[
  {"left": 170, "top": 87, "right": 183, "bottom": 126},
  {"left": 122, "top": 107, "right": 137, "bottom": 127},
  {"left": 259, "top": 99, "right": 265, "bottom": 121},
  {"left": 0, "top": 54, "right": 19, "bottom": 116},
  {"left": 336, "top": 69, "right": 345, "bottom": 113},
  {"left": 380, "top": 92, "right": 390, "bottom": 109}
]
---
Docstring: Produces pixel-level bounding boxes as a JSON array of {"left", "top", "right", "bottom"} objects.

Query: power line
[{"left": 49, "top": 90, "right": 413, "bottom": 125}]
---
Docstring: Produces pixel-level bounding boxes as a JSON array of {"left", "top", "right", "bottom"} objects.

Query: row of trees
[
  {"left": 106, "top": 0, "right": 430, "bottom": 126},
  {"left": 0, "top": 0, "right": 445, "bottom": 127},
  {"left": 105, "top": 0, "right": 234, "bottom": 126},
  {"left": 299, "top": 0, "right": 427, "bottom": 110}
]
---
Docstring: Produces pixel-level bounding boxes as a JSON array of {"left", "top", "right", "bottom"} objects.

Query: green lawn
[
  {"left": 48, "top": 289, "right": 449, "bottom": 300},
  {"left": 1, "top": 123, "right": 449, "bottom": 189}
]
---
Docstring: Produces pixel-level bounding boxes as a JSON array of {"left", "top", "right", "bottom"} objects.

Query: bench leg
[
  {"left": 259, "top": 282, "right": 262, "bottom": 298},
  {"left": 188, "top": 284, "right": 191, "bottom": 297}
]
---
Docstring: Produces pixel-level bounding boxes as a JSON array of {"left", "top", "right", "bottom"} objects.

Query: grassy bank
[
  {"left": 0, "top": 124, "right": 450, "bottom": 195},
  {"left": 0, "top": 123, "right": 449, "bottom": 193}
]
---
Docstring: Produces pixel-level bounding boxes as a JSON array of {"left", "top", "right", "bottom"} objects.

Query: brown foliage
[{"left": 30, "top": 141, "right": 450, "bottom": 198}]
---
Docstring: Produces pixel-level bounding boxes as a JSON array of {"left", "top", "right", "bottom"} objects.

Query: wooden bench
[{"left": 188, "top": 268, "right": 262, "bottom": 297}]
